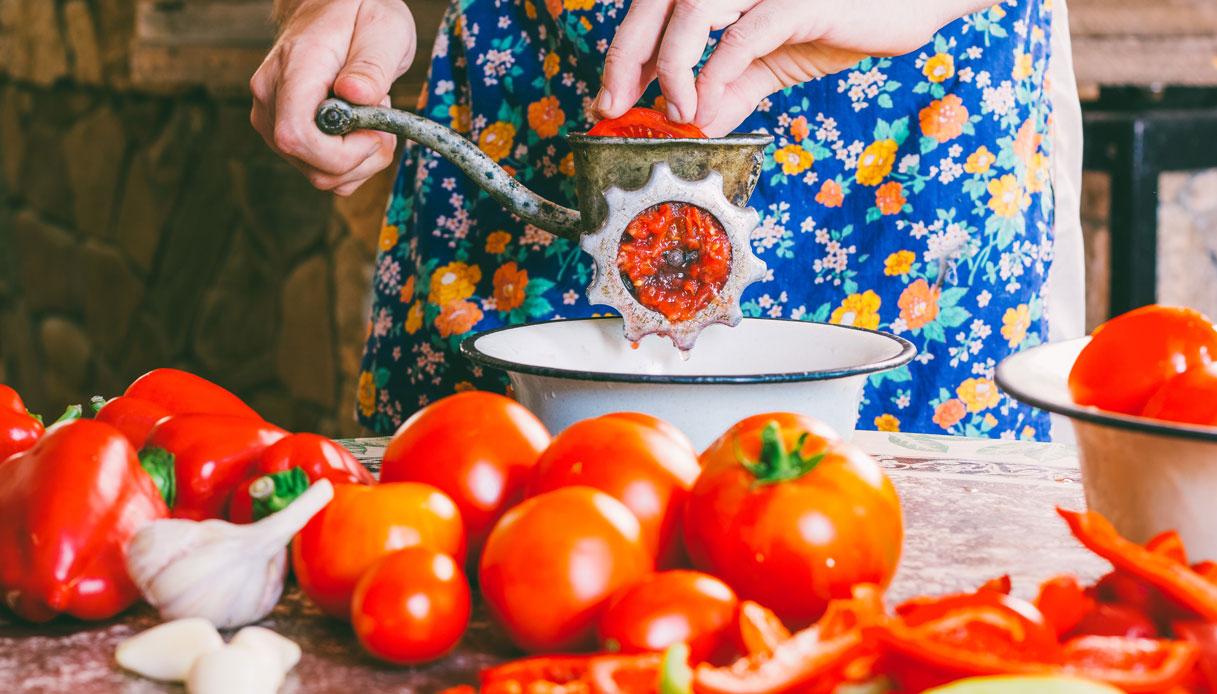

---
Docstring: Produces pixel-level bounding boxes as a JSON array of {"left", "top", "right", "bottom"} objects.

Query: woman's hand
[
  {"left": 595, "top": 0, "right": 991, "bottom": 136},
  {"left": 250, "top": 0, "right": 416, "bottom": 196}
]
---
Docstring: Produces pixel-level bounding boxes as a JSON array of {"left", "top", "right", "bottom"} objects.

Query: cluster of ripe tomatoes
[{"left": 292, "top": 392, "right": 902, "bottom": 667}]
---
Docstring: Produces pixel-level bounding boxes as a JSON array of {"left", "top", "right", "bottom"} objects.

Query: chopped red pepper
[
  {"left": 694, "top": 586, "right": 882, "bottom": 694},
  {"left": 0, "top": 420, "right": 169, "bottom": 622},
  {"left": 1035, "top": 574, "right": 1095, "bottom": 639},
  {"left": 738, "top": 600, "right": 791, "bottom": 658},
  {"left": 1058, "top": 508, "right": 1217, "bottom": 622},
  {"left": 479, "top": 652, "right": 662, "bottom": 694},
  {"left": 979, "top": 574, "right": 1013, "bottom": 595},
  {"left": 0, "top": 384, "right": 43, "bottom": 462},
  {"left": 1172, "top": 621, "right": 1217, "bottom": 693},
  {"left": 1147, "top": 529, "right": 1189, "bottom": 565},
  {"left": 1070, "top": 603, "right": 1159, "bottom": 639},
  {"left": 1059, "top": 636, "right": 1197, "bottom": 693},
  {"left": 142, "top": 414, "right": 288, "bottom": 520}
]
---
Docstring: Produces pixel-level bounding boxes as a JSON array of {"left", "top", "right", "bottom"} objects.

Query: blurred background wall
[{"left": 1, "top": 0, "right": 1215, "bottom": 437}]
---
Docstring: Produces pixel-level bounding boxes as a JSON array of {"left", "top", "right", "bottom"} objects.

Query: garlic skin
[
  {"left": 115, "top": 617, "right": 224, "bottom": 681},
  {"left": 127, "top": 479, "right": 334, "bottom": 629},
  {"left": 187, "top": 644, "right": 281, "bottom": 694}
]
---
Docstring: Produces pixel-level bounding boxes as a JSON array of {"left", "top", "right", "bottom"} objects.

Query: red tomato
[
  {"left": 600, "top": 412, "right": 697, "bottom": 458},
  {"left": 598, "top": 570, "right": 738, "bottom": 664},
  {"left": 479, "top": 486, "right": 653, "bottom": 653},
  {"left": 351, "top": 547, "right": 471, "bottom": 664},
  {"left": 1069, "top": 305, "right": 1217, "bottom": 415},
  {"left": 527, "top": 413, "right": 700, "bottom": 568},
  {"left": 1140, "top": 362, "right": 1217, "bottom": 426},
  {"left": 587, "top": 107, "right": 706, "bottom": 138},
  {"left": 292, "top": 482, "right": 466, "bottom": 619},
  {"left": 683, "top": 413, "right": 903, "bottom": 626},
  {"left": 380, "top": 391, "right": 550, "bottom": 561}
]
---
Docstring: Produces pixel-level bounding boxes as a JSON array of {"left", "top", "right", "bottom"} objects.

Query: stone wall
[{"left": 0, "top": 0, "right": 396, "bottom": 437}]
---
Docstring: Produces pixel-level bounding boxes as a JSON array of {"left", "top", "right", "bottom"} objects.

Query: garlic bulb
[
  {"left": 115, "top": 618, "right": 224, "bottom": 681},
  {"left": 127, "top": 479, "right": 334, "bottom": 628}
]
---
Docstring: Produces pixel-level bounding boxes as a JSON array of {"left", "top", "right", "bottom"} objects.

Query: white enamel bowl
[
  {"left": 460, "top": 317, "right": 915, "bottom": 450},
  {"left": 997, "top": 338, "right": 1217, "bottom": 560}
]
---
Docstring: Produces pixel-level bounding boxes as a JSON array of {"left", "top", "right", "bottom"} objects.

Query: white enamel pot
[
  {"left": 998, "top": 338, "right": 1217, "bottom": 561},
  {"left": 461, "top": 317, "right": 915, "bottom": 451}
]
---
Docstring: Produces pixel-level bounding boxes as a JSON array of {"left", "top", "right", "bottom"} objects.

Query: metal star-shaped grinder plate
[{"left": 580, "top": 162, "right": 767, "bottom": 351}]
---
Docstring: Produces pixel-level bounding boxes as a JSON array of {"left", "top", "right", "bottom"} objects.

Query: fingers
[
  {"left": 272, "top": 46, "right": 386, "bottom": 175},
  {"left": 696, "top": 59, "right": 784, "bottom": 136},
  {"left": 335, "top": 0, "right": 417, "bottom": 105},
  {"left": 654, "top": 0, "right": 741, "bottom": 123},
  {"left": 693, "top": 0, "right": 796, "bottom": 130},
  {"left": 595, "top": 0, "right": 673, "bottom": 119}
]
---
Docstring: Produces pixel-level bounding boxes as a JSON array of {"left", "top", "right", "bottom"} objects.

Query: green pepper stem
[
  {"left": 250, "top": 467, "right": 310, "bottom": 521},
  {"left": 90, "top": 396, "right": 108, "bottom": 414},
  {"left": 138, "top": 447, "right": 177, "bottom": 507},
  {"left": 53, "top": 404, "right": 83, "bottom": 424}
]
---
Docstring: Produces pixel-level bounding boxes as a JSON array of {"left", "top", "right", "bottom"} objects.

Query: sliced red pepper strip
[
  {"left": 979, "top": 575, "right": 1013, "bottom": 595},
  {"left": 1059, "top": 636, "right": 1197, "bottom": 693},
  {"left": 1172, "top": 621, "right": 1217, "bottom": 693},
  {"left": 1035, "top": 574, "right": 1095, "bottom": 639},
  {"left": 738, "top": 600, "right": 791, "bottom": 657},
  {"left": 1191, "top": 561, "right": 1217, "bottom": 584},
  {"left": 587, "top": 107, "right": 706, "bottom": 138},
  {"left": 877, "top": 618, "right": 1194, "bottom": 694},
  {"left": 694, "top": 628, "right": 863, "bottom": 694},
  {"left": 479, "top": 652, "right": 661, "bottom": 694},
  {"left": 1069, "top": 603, "right": 1158, "bottom": 639},
  {"left": 694, "top": 586, "right": 881, "bottom": 694},
  {"left": 1147, "top": 530, "right": 1189, "bottom": 565},
  {"left": 1058, "top": 508, "right": 1217, "bottom": 621}
]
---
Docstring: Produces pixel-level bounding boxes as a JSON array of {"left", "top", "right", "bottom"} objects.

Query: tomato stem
[{"left": 738, "top": 422, "right": 825, "bottom": 485}]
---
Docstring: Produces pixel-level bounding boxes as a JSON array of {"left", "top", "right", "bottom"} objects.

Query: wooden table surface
[{"left": 0, "top": 432, "right": 1111, "bottom": 693}]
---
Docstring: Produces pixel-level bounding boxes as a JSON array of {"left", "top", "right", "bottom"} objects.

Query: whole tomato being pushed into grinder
[{"left": 683, "top": 413, "right": 903, "bottom": 627}]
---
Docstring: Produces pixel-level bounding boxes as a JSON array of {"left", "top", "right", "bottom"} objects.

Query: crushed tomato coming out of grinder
[{"left": 616, "top": 202, "right": 733, "bottom": 324}]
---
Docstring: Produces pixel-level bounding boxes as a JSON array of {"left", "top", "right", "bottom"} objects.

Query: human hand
[
  {"left": 250, "top": 0, "right": 416, "bottom": 196},
  {"left": 594, "top": 0, "right": 990, "bottom": 136}
]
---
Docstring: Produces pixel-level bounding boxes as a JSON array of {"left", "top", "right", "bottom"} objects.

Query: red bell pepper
[
  {"left": 95, "top": 368, "right": 262, "bottom": 449},
  {"left": 0, "top": 420, "right": 169, "bottom": 622},
  {"left": 1059, "top": 508, "right": 1217, "bottom": 622},
  {"left": 0, "top": 384, "right": 43, "bottom": 461},
  {"left": 979, "top": 574, "right": 1013, "bottom": 595},
  {"left": 142, "top": 414, "right": 287, "bottom": 520},
  {"left": 227, "top": 433, "right": 375, "bottom": 523}
]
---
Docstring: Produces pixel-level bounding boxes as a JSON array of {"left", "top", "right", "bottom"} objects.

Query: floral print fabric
[{"left": 359, "top": 0, "right": 1060, "bottom": 441}]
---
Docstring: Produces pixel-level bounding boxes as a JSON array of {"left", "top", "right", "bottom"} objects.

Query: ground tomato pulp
[{"left": 617, "top": 202, "right": 732, "bottom": 322}]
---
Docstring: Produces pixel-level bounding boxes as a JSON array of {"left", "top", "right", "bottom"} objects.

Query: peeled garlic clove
[
  {"left": 187, "top": 644, "right": 281, "bottom": 694},
  {"left": 231, "top": 626, "right": 301, "bottom": 675},
  {"left": 115, "top": 618, "right": 224, "bottom": 682}
]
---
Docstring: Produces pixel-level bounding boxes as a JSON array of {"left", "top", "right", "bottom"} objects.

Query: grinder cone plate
[{"left": 580, "top": 162, "right": 767, "bottom": 351}]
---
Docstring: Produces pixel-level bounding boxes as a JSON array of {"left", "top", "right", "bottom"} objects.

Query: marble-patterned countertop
[{"left": 0, "top": 432, "right": 1109, "bottom": 693}]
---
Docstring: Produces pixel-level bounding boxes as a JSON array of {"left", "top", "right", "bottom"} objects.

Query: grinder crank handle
[{"left": 315, "top": 98, "right": 583, "bottom": 241}]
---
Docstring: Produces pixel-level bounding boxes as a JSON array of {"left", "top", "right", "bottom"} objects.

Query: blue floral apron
[{"left": 359, "top": 0, "right": 1059, "bottom": 440}]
